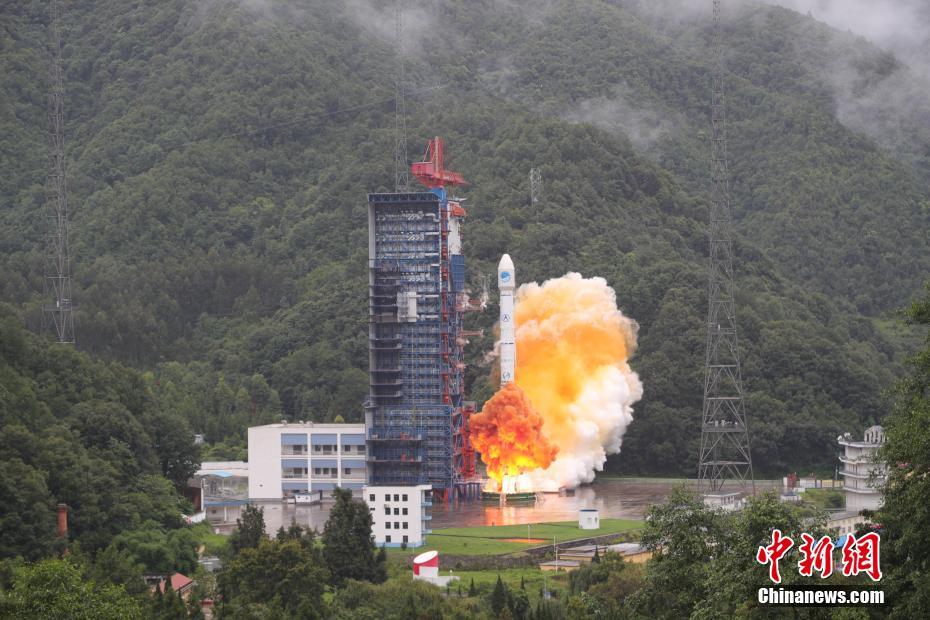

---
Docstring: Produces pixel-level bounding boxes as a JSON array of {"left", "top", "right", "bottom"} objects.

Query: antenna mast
[
  {"left": 697, "top": 0, "right": 753, "bottom": 494},
  {"left": 44, "top": 0, "right": 75, "bottom": 344},
  {"left": 393, "top": 1, "right": 411, "bottom": 191}
]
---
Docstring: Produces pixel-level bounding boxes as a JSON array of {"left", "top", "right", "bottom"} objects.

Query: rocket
[{"left": 498, "top": 254, "right": 516, "bottom": 385}]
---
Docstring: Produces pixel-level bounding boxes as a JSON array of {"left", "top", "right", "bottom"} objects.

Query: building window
[
  {"left": 369, "top": 494, "right": 375, "bottom": 502},
  {"left": 357, "top": 445, "right": 366, "bottom": 454},
  {"left": 402, "top": 494, "right": 408, "bottom": 501},
  {"left": 393, "top": 494, "right": 399, "bottom": 501},
  {"left": 403, "top": 522, "right": 408, "bottom": 529},
  {"left": 384, "top": 507, "right": 390, "bottom": 515},
  {"left": 402, "top": 508, "right": 408, "bottom": 515},
  {"left": 345, "top": 468, "right": 351, "bottom": 475},
  {"left": 403, "top": 535, "right": 408, "bottom": 543},
  {"left": 394, "top": 522, "right": 400, "bottom": 529},
  {"left": 386, "top": 522, "right": 391, "bottom": 529},
  {"left": 385, "top": 494, "right": 390, "bottom": 501},
  {"left": 394, "top": 508, "right": 399, "bottom": 515},
  {"left": 386, "top": 536, "right": 391, "bottom": 543}
]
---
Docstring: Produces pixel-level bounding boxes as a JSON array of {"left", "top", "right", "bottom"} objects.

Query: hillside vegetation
[{"left": 1, "top": 0, "right": 927, "bottom": 475}]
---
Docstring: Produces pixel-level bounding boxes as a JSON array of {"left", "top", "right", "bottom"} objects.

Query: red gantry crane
[{"left": 411, "top": 137, "right": 466, "bottom": 189}]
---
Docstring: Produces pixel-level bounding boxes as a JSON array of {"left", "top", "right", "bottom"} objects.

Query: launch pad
[{"left": 481, "top": 490, "right": 538, "bottom": 503}]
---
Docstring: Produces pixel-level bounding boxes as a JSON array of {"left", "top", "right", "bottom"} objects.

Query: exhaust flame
[
  {"left": 475, "top": 273, "right": 643, "bottom": 491},
  {"left": 469, "top": 383, "right": 559, "bottom": 487}
]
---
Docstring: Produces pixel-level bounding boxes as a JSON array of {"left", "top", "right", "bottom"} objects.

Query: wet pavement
[{"left": 234, "top": 478, "right": 779, "bottom": 535}]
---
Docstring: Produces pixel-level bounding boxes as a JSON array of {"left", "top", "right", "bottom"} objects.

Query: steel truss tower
[
  {"left": 43, "top": 0, "right": 75, "bottom": 344},
  {"left": 697, "top": 0, "right": 753, "bottom": 494},
  {"left": 393, "top": 1, "right": 411, "bottom": 192}
]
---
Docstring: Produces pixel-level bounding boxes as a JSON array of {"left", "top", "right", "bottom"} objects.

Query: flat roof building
[
  {"left": 248, "top": 422, "right": 367, "bottom": 500},
  {"left": 364, "top": 484, "right": 432, "bottom": 548}
]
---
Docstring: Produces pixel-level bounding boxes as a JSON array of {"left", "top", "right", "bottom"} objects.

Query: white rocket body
[{"left": 498, "top": 254, "right": 516, "bottom": 385}]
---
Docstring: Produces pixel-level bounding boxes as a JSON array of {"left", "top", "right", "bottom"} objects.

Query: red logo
[
  {"left": 841, "top": 532, "right": 882, "bottom": 581},
  {"left": 756, "top": 529, "right": 794, "bottom": 584},
  {"left": 798, "top": 534, "right": 834, "bottom": 578},
  {"left": 758, "top": 530, "right": 882, "bottom": 583}
]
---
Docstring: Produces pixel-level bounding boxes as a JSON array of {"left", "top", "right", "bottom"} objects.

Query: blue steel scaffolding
[{"left": 366, "top": 190, "right": 474, "bottom": 499}]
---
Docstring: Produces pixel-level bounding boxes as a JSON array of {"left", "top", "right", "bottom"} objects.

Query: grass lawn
[
  {"left": 190, "top": 522, "right": 230, "bottom": 556},
  {"left": 801, "top": 488, "right": 845, "bottom": 510},
  {"left": 449, "top": 566, "right": 571, "bottom": 601},
  {"left": 389, "top": 518, "right": 642, "bottom": 557}
]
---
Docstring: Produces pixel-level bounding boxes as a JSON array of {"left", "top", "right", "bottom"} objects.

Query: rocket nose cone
[
  {"left": 498, "top": 253, "right": 515, "bottom": 288},
  {"left": 498, "top": 254, "right": 514, "bottom": 272}
]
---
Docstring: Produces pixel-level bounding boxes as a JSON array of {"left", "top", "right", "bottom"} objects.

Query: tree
[
  {"left": 0, "top": 458, "right": 57, "bottom": 560},
  {"left": 322, "top": 488, "right": 385, "bottom": 585},
  {"left": 144, "top": 409, "right": 201, "bottom": 489},
  {"left": 87, "top": 542, "right": 146, "bottom": 596},
  {"left": 0, "top": 559, "right": 142, "bottom": 619},
  {"left": 220, "top": 536, "right": 327, "bottom": 617},
  {"left": 629, "top": 485, "right": 721, "bottom": 618},
  {"left": 879, "top": 285, "right": 930, "bottom": 619},
  {"left": 692, "top": 492, "right": 816, "bottom": 618},
  {"left": 490, "top": 575, "right": 508, "bottom": 616},
  {"left": 229, "top": 504, "right": 265, "bottom": 555},
  {"left": 469, "top": 577, "right": 477, "bottom": 597}
]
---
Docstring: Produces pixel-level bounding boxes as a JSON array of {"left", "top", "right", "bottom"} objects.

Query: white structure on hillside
[
  {"left": 248, "top": 422, "right": 367, "bottom": 500},
  {"left": 193, "top": 461, "right": 249, "bottom": 525},
  {"left": 838, "top": 425, "right": 887, "bottom": 512},
  {"left": 364, "top": 484, "right": 432, "bottom": 548}
]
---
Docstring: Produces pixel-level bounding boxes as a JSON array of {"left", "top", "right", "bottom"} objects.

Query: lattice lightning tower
[
  {"left": 43, "top": 0, "right": 75, "bottom": 344},
  {"left": 697, "top": 0, "right": 753, "bottom": 493},
  {"left": 393, "top": 1, "right": 411, "bottom": 192}
]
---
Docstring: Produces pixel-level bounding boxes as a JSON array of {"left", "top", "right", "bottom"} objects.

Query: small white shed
[{"left": 579, "top": 508, "right": 600, "bottom": 530}]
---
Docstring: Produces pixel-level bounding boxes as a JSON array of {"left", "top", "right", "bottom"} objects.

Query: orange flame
[
  {"left": 474, "top": 273, "right": 642, "bottom": 490},
  {"left": 469, "top": 383, "right": 558, "bottom": 484}
]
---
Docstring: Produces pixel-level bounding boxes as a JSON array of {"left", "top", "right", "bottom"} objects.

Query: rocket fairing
[{"left": 498, "top": 254, "right": 516, "bottom": 385}]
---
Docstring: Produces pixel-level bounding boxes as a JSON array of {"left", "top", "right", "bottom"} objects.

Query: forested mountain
[
  {"left": 1, "top": 0, "right": 927, "bottom": 475},
  {"left": 0, "top": 304, "right": 199, "bottom": 559}
]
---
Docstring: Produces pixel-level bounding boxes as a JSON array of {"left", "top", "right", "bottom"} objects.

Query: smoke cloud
[{"left": 475, "top": 273, "right": 643, "bottom": 492}]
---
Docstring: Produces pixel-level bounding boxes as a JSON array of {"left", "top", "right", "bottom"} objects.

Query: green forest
[
  {"left": 3, "top": 0, "right": 930, "bottom": 617},
  {"left": 4, "top": 0, "right": 926, "bottom": 477}
]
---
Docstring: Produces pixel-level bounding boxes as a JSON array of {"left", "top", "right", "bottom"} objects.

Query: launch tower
[{"left": 366, "top": 138, "right": 479, "bottom": 501}]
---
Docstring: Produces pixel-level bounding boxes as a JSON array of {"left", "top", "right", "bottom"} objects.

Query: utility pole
[
  {"left": 697, "top": 0, "right": 753, "bottom": 495},
  {"left": 43, "top": 0, "right": 75, "bottom": 344},
  {"left": 393, "top": 0, "right": 411, "bottom": 192}
]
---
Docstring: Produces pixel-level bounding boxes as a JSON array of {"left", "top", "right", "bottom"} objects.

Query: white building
[
  {"left": 364, "top": 484, "right": 432, "bottom": 548},
  {"left": 193, "top": 461, "right": 249, "bottom": 525},
  {"left": 838, "top": 425, "right": 887, "bottom": 512},
  {"left": 248, "top": 422, "right": 367, "bottom": 500}
]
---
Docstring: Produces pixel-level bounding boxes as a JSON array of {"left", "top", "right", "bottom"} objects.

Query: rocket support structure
[{"left": 498, "top": 254, "right": 516, "bottom": 385}]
